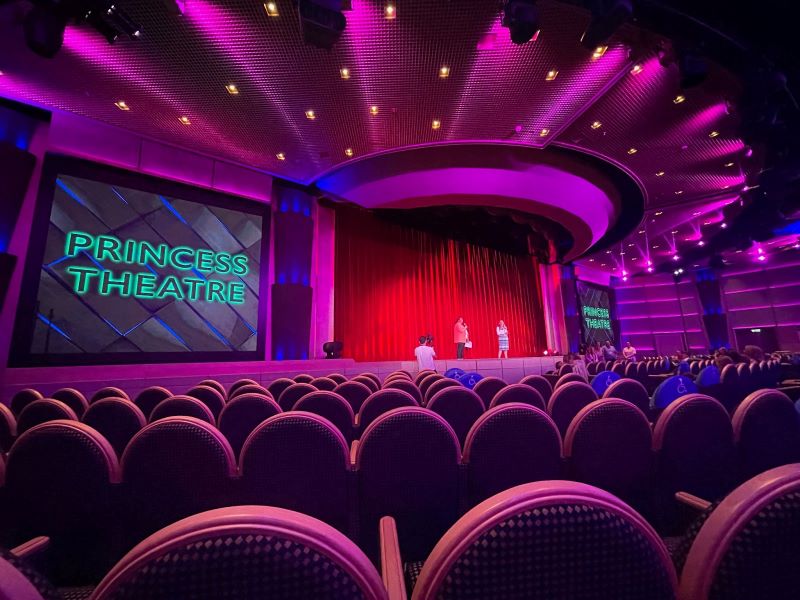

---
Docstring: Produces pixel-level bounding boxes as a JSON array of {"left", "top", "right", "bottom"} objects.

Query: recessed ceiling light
[
  {"left": 305, "top": 109, "right": 316, "bottom": 120},
  {"left": 703, "top": 221, "right": 711, "bottom": 225},
  {"left": 276, "top": 152, "right": 285, "bottom": 160},
  {"left": 115, "top": 100, "right": 130, "bottom": 111},
  {"left": 673, "top": 94, "right": 686, "bottom": 104},
  {"left": 385, "top": 3, "right": 395, "bottom": 19},
  {"left": 589, "top": 258, "right": 595, "bottom": 262},
  {"left": 652, "top": 244, "right": 660, "bottom": 249},
  {"left": 654, "top": 211, "right": 663, "bottom": 216},
  {"left": 606, "top": 250, "right": 612, "bottom": 254},
  {"left": 340, "top": 67, "right": 350, "bottom": 79},
  {"left": 692, "top": 211, "right": 701, "bottom": 216},
  {"left": 631, "top": 257, "right": 638, "bottom": 261},
  {"left": 545, "top": 69, "right": 558, "bottom": 81},
  {"left": 590, "top": 120, "right": 602, "bottom": 129},
  {"left": 369, "top": 105, "right": 379, "bottom": 116},
  {"left": 724, "top": 162, "right": 735, "bottom": 167},
  {"left": 627, "top": 147, "right": 637, "bottom": 154},
  {"left": 178, "top": 116, "right": 191, "bottom": 125},
  {"left": 638, "top": 229, "right": 645, "bottom": 234},
  {"left": 264, "top": 2, "right": 279, "bottom": 17},
  {"left": 345, "top": 148, "right": 353, "bottom": 157},
  {"left": 432, "top": 119, "right": 442, "bottom": 130},
  {"left": 619, "top": 251, "right": 626, "bottom": 256},
  {"left": 655, "top": 170, "right": 665, "bottom": 177},
  {"left": 592, "top": 45, "right": 608, "bottom": 59},
  {"left": 721, "top": 222, "right": 728, "bottom": 229},
  {"left": 439, "top": 65, "right": 450, "bottom": 78},
  {"left": 600, "top": 263, "right": 606, "bottom": 267},
  {"left": 630, "top": 63, "right": 643, "bottom": 75},
  {"left": 540, "top": 128, "right": 550, "bottom": 137},
  {"left": 675, "top": 190, "right": 683, "bottom": 195},
  {"left": 709, "top": 130, "right": 720, "bottom": 138},
  {"left": 225, "top": 84, "right": 239, "bottom": 95},
  {"left": 698, "top": 240, "right": 705, "bottom": 246},
  {"left": 671, "top": 230, "right": 679, "bottom": 234},
  {"left": 627, "top": 243, "right": 634, "bottom": 247}
]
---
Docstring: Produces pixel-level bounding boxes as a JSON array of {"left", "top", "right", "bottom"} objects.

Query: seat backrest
[
  {"left": 565, "top": 399, "right": 653, "bottom": 507},
  {"left": 326, "top": 373, "right": 348, "bottom": 385},
  {"left": 50, "top": 388, "right": 89, "bottom": 418},
  {"left": 612, "top": 362, "right": 627, "bottom": 376},
  {"left": 90, "top": 386, "right": 130, "bottom": 404},
  {"left": 463, "top": 404, "right": 561, "bottom": 507},
  {"left": 489, "top": 384, "right": 545, "bottom": 410},
  {"left": 626, "top": 362, "right": 639, "bottom": 378},
  {"left": 0, "top": 403, "right": 17, "bottom": 453},
  {"left": 358, "top": 372, "right": 382, "bottom": 389},
  {"left": 121, "top": 416, "right": 236, "bottom": 541},
  {"left": 652, "top": 375, "right": 698, "bottom": 410},
  {"left": 637, "top": 361, "right": 648, "bottom": 379},
  {"left": 352, "top": 375, "right": 379, "bottom": 394},
  {"left": 472, "top": 377, "right": 507, "bottom": 410},
  {"left": 277, "top": 383, "right": 317, "bottom": 411},
  {"left": 720, "top": 363, "right": 739, "bottom": 385},
  {"left": 217, "top": 393, "right": 281, "bottom": 458},
  {"left": 333, "top": 381, "right": 373, "bottom": 414},
  {"left": 357, "top": 388, "right": 418, "bottom": 434},
  {"left": 293, "top": 391, "right": 354, "bottom": 442},
  {"left": 547, "top": 381, "right": 598, "bottom": 437},
  {"left": 293, "top": 374, "right": 314, "bottom": 384},
  {"left": 653, "top": 394, "right": 736, "bottom": 503},
  {"left": 228, "top": 383, "right": 272, "bottom": 400},
  {"left": 679, "top": 464, "right": 800, "bottom": 600},
  {"left": 91, "top": 506, "right": 388, "bottom": 600},
  {"left": 383, "top": 374, "right": 411, "bottom": 387},
  {"left": 197, "top": 379, "right": 226, "bottom": 398},
  {"left": 732, "top": 389, "right": 800, "bottom": 480},
  {"left": 356, "top": 408, "right": 461, "bottom": 562},
  {"left": 17, "top": 399, "right": 78, "bottom": 434},
  {"left": 185, "top": 385, "right": 226, "bottom": 419},
  {"left": 418, "top": 373, "right": 444, "bottom": 399},
  {"left": 424, "top": 378, "right": 462, "bottom": 406},
  {"left": 414, "top": 370, "right": 436, "bottom": 385},
  {"left": 266, "top": 377, "right": 295, "bottom": 401},
  {"left": 603, "top": 378, "right": 651, "bottom": 416},
  {"left": 240, "top": 413, "right": 351, "bottom": 534},
  {"left": 82, "top": 398, "right": 147, "bottom": 458},
  {"left": 310, "top": 376, "right": 338, "bottom": 391},
  {"left": 555, "top": 372, "right": 585, "bottom": 388},
  {"left": 736, "top": 362, "right": 749, "bottom": 378},
  {"left": 10, "top": 388, "right": 43, "bottom": 417},
  {"left": 133, "top": 386, "right": 173, "bottom": 420},
  {"left": 382, "top": 378, "right": 423, "bottom": 404},
  {"left": 412, "top": 481, "right": 677, "bottom": 600},
  {"left": 0, "top": 552, "right": 52, "bottom": 600},
  {"left": 150, "top": 395, "right": 215, "bottom": 424},
  {"left": 590, "top": 370, "right": 621, "bottom": 396},
  {"left": 386, "top": 370, "right": 412, "bottom": 381},
  {"left": 557, "top": 364, "right": 573, "bottom": 376},
  {"left": 519, "top": 374, "right": 553, "bottom": 402},
  {"left": 229, "top": 378, "right": 259, "bottom": 397},
  {"left": 427, "top": 387, "right": 485, "bottom": 447}
]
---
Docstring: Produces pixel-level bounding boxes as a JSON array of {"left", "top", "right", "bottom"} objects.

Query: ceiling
[{"left": 0, "top": 0, "right": 757, "bottom": 266}]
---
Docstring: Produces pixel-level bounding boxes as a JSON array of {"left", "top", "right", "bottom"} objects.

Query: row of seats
[{"left": 5, "top": 464, "right": 800, "bottom": 599}]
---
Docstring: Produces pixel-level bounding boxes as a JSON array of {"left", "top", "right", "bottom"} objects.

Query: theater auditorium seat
[
  {"left": 10, "top": 389, "right": 43, "bottom": 417},
  {"left": 90, "top": 506, "right": 388, "bottom": 600},
  {"left": 197, "top": 379, "right": 226, "bottom": 398},
  {"left": 277, "top": 382, "right": 317, "bottom": 411},
  {"left": 0, "top": 551, "right": 57, "bottom": 600},
  {"left": 310, "top": 376, "right": 338, "bottom": 391},
  {"left": 547, "top": 381, "right": 598, "bottom": 438},
  {"left": 414, "top": 370, "right": 436, "bottom": 385},
  {"left": 353, "top": 375, "right": 380, "bottom": 394},
  {"left": 293, "top": 391, "right": 354, "bottom": 442},
  {"left": 358, "top": 373, "right": 382, "bottom": 389},
  {"left": 90, "top": 386, "right": 130, "bottom": 404},
  {"left": 266, "top": 377, "right": 295, "bottom": 401},
  {"left": 240, "top": 413, "right": 351, "bottom": 535},
  {"left": 228, "top": 383, "right": 272, "bottom": 400},
  {"left": 16, "top": 399, "right": 78, "bottom": 435},
  {"left": 519, "top": 374, "right": 553, "bottom": 402},
  {"left": 423, "top": 377, "right": 462, "bottom": 406},
  {"left": 555, "top": 372, "right": 586, "bottom": 388},
  {"left": 603, "top": 378, "right": 651, "bottom": 417},
  {"left": 356, "top": 408, "right": 460, "bottom": 563},
  {"left": 382, "top": 378, "right": 423, "bottom": 405},
  {"left": 326, "top": 373, "right": 348, "bottom": 385},
  {"left": 418, "top": 373, "right": 444, "bottom": 399},
  {"left": 293, "top": 373, "right": 314, "bottom": 384},
  {"left": 472, "top": 376, "right": 507, "bottom": 410},
  {"left": 462, "top": 404, "right": 562, "bottom": 507},
  {"left": 217, "top": 393, "right": 281, "bottom": 459},
  {"left": 229, "top": 378, "right": 259, "bottom": 397},
  {"left": 149, "top": 395, "right": 215, "bottom": 425},
  {"left": 333, "top": 380, "right": 373, "bottom": 414},
  {"left": 0, "top": 403, "right": 17, "bottom": 452},
  {"left": 82, "top": 397, "right": 147, "bottom": 458},
  {"left": 50, "top": 388, "right": 89, "bottom": 418},
  {"left": 398, "top": 481, "right": 677, "bottom": 599},
  {"left": 488, "top": 383, "right": 545, "bottom": 410},
  {"left": 357, "top": 388, "right": 418, "bottom": 434},
  {"left": 185, "top": 385, "right": 226, "bottom": 419},
  {"left": 427, "top": 387, "right": 485, "bottom": 447},
  {"left": 133, "top": 386, "right": 172, "bottom": 420}
]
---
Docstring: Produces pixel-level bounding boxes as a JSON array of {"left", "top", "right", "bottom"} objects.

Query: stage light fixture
[
  {"left": 502, "top": 0, "right": 540, "bottom": 45},
  {"left": 115, "top": 100, "right": 130, "bottom": 111},
  {"left": 630, "top": 63, "right": 643, "bottom": 75},
  {"left": 591, "top": 45, "right": 608, "bottom": 59},
  {"left": 673, "top": 94, "right": 686, "bottom": 104},
  {"left": 627, "top": 147, "right": 637, "bottom": 154},
  {"left": 369, "top": 105, "right": 379, "bottom": 116},
  {"left": 675, "top": 190, "right": 683, "bottom": 195},
  {"left": 709, "top": 130, "right": 720, "bottom": 138},
  {"left": 276, "top": 152, "right": 286, "bottom": 160},
  {"left": 225, "top": 84, "right": 239, "bottom": 95},
  {"left": 345, "top": 147, "right": 353, "bottom": 157},
  {"left": 298, "top": 0, "right": 346, "bottom": 49},
  {"left": 724, "top": 162, "right": 734, "bottom": 167},
  {"left": 439, "top": 65, "right": 450, "bottom": 78},
  {"left": 340, "top": 67, "right": 350, "bottom": 79},
  {"left": 545, "top": 68, "right": 558, "bottom": 81},
  {"left": 591, "top": 120, "right": 602, "bottom": 129},
  {"left": 384, "top": 3, "right": 395, "bottom": 19},
  {"left": 539, "top": 128, "right": 550, "bottom": 137},
  {"left": 656, "top": 171, "right": 665, "bottom": 176},
  {"left": 178, "top": 116, "right": 191, "bottom": 125},
  {"left": 580, "top": 0, "right": 631, "bottom": 50},
  {"left": 264, "top": 2, "right": 279, "bottom": 16},
  {"left": 305, "top": 109, "right": 316, "bottom": 120},
  {"left": 432, "top": 119, "right": 442, "bottom": 130}
]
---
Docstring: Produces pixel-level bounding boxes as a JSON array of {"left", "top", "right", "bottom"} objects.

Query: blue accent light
[
  {"left": 277, "top": 273, "right": 287, "bottom": 284},
  {"left": 37, "top": 313, "right": 72, "bottom": 340},
  {"left": 56, "top": 179, "right": 87, "bottom": 206},
  {"left": 302, "top": 206, "right": 310, "bottom": 217},
  {"left": 275, "top": 347, "right": 285, "bottom": 360},
  {"left": 199, "top": 318, "right": 233, "bottom": 348},
  {"left": 280, "top": 202, "right": 289, "bottom": 212},
  {"left": 46, "top": 255, "right": 71, "bottom": 268},
  {"left": 145, "top": 264, "right": 159, "bottom": 277},
  {"left": 301, "top": 274, "right": 309, "bottom": 286},
  {"left": 774, "top": 221, "right": 800, "bottom": 236},
  {"left": 84, "top": 251, "right": 106, "bottom": 271},
  {"left": 155, "top": 317, "right": 189, "bottom": 347},
  {"left": 191, "top": 268, "right": 207, "bottom": 280},
  {"left": 111, "top": 187, "right": 129, "bottom": 205},
  {"left": 159, "top": 195, "right": 188, "bottom": 225},
  {"left": 15, "top": 133, "right": 29, "bottom": 150}
]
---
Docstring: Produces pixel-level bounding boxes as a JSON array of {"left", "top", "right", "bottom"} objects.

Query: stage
[{"left": 0, "top": 356, "right": 562, "bottom": 404}]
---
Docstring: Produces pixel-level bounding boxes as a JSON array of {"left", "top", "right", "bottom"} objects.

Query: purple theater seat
[
  {"left": 427, "top": 387, "right": 485, "bottom": 448},
  {"left": 418, "top": 373, "right": 444, "bottom": 398},
  {"left": 353, "top": 375, "right": 380, "bottom": 394},
  {"left": 6, "top": 421, "right": 121, "bottom": 584},
  {"left": 310, "top": 376, "right": 338, "bottom": 391},
  {"left": 293, "top": 391, "right": 355, "bottom": 442},
  {"left": 679, "top": 464, "right": 800, "bottom": 600},
  {"left": 732, "top": 389, "right": 800, "bottom": 480},
  {"left": 546, "top": 381, "right": 598, "bottom": 437},
  {"left": 326, "top": 373, "right": 348, "bottom": 385},
  {"left": 50, "top": 388, "right": 89, "bottom": 418},
  {"left": 637, "top": 361, "right": 648, "bottom": 380},
  {"left": 382, "top": 378, "right": 423, "bottom": 405},
  {"left": 0, "top": 551, "right": 55, "bottom": 600},
  {"left": 405, "top": 481, "right": 677, "bottom": 600},
  {"left": 277, "top": 383, "right": 317, "bottom": 411},
  {"left": 133, "top": 386, "right": 172, "bottom": 420},
  {"left": 612, "top": 362, "right": 627, "bottom": 376},
  {"left": 626, "top": 362, "right": 639, "bottom": 378},
  {"left": 519, "top": 374, "right": 553, "bottom": 402},
  {"left": 240, "top": 413, "right": 351, "bottom": 535},
  {"left": 16, "top": 399, "right": 78, "bottom": 435},
  {"left": 357, "top": 389, "right": 418, "bottom": 434},
  {"left": 185, "top": 385, "right": 226, "bottom": 419},
  {"left": 463, "top": 404, "right": 561, "bottom": 507},
  {"left": 90, "top": 387, "right": 130, "bottom": 404},
  {"left": 91, "top": 506, "right": 388, "bottom": 600},
  {"left": 653, "top": 394, "right": 736, "bottom": 532},
  {"left": 423, "top": 378, "right": 462, "bottom": 406},
  {"left": 121, "top": 416, "right": 236, "bottom": 543},
  {"left": 333, "top": 380, "right": 373, "bottom": 414},
  {"left": 557, "top": 364, "right": 574, "bottom": 376},
  {"left": 229, "top": 378, "right": 259, "bottom": 397},
  {"left": 565, "top": 399, "right": 653, "bottom": 510},
  {"left": 357, "top": 408, "right": 461, "bottom": 562},
  {"left": 358, "top": 372, "right": 382, "bottom": 389},
  {"left": 603, "top": 378, "right": 651, "bottom": 417},
  {"left": 472, "top": 377, "right": 507, "bottom": 410},
  {"left": 414, "top": 370, "right": 436, "bottom": 385},
  {"left": 149, "top": 396, "right": 215, "bottom": 424},
  {"left": 10, "top": 389, "right": 43, "bottom": 417},
  {"left": 386, "top": 370, "right": 412, "bottom": 381},
  {"left": 0, "top": 403, "right": 17, "bottom": 453},
  {"left": 197, "top": 379, "right": 226, "bottom": 398},
  {"left": 555, "top": 372, "right": 586, "bottom": 388},
  {"left": 382, "top": 374, "right": 411, "bottom": 387},
  {"left": 489, "top": 383, "right": 545, "bottom": 410},
  {"left": 82, "top": 398, "right": 147, "bottom": 458},
  {"left": 217, "top": 393, "right": 281, "bottom": 459},
  {"left": 587, "top": 362, "right": 599, "bottom": 375},
  {"left": 266, "top": 377, "right": 297, "bottom": 403},
  {"left": 293, "top": 373, "right": 314, "bottom": 384},
  {"left": 228, "top": 383, "right": 272, "bottom": 400}
]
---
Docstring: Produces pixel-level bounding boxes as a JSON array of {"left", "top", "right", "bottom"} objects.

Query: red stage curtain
[{"left": 334, "top": 207, "right": 547, "bottom": 361}]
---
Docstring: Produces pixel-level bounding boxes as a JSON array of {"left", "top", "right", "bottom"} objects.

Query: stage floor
[{"left": 1, "top": 356, "right": 561, "bottom": 404}]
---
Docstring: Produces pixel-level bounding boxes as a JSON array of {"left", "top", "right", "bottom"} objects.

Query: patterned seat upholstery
[
  {"left": 310, "top": 376, "right": 338, "bottom": 391},
  {"left": 382, "top": 378, "right": 423, "bottom": 404},
  {"left": 547, "top": 381, "right": 598, "bottom": 437},
  {"left": 679, "top": 464, "right": 800, "bottom": 600},
  {"left": 149, "top": 395, "right": 215, "bottom": 424},
  {"left": 555, "top": 372, "right": 586, "bottom": 388},
  {"left": 229, "top": 378, "right": 259, "bottom": 397},
  {"left": 358, "top": 389, "right": 418, "bottom": 434},
  {"left": 277, "top": 383, "right": 317, "bottom": 411},
  {"left": 240, "top": 413, "right": 351, "bottom": 535},
  {"left": 472, "top": 377, "right": 507, "bottom": 410},
  {"left": 228, "top": 383, "right": 272, "bottom": 400},
  {"left": 463, "top": 404, "right": 562, "bottom": 507},
  {"left": 17, "top": 399, "right": 78, "bottom": 434},
  {"left": 10, "top": 389, "right": 43, "bottom": 417},
  {"left": 427, "top": 387, "right": 484, "bottom": 448},
  {"left": 0, "top": 550, "right": 59, "bottom": 600},
  {"left": 266, "top": 377, "right": 295, "bottom": 400},
  {"left": 6, "top": 421, "right": 121, "bottom": 584},
  {"left": 732, "top": 389, "right": 800, "bottom": 480},
  {"left": 90, "top": 506, "right": 388, "bottom": 600},
  {"left": 50, "top": 388, "right": 89, "bottom": 418},
  {"left": 82, "top": 398, "right": 147, "bottom": 457},
  {"left": 217, "top": 393, "right": 281, "bottom": 459},
  {"left": 604, "top": 378, "right": 651, "bottom": 417},
  {"left": 333, "top": 381, "right": 373, "bottom": 414},
  {"left": 90, "top": 387, "right": 130, "bottom": 404},
  {"left": 423, "top": 378, "right": 462, "bottom": 406},
  {"left": 133, "top": 386, "right": 172, "bottom": 420},
  {"left": 519, "top": 375, "right": 553, "bottom": 403},
  {"left": 353, "top": 375, "right": 380, "bottom": 394},
  {"left": 293, "top": 391, "right": 355, "bottom": 442},
  {"left": 197, "top": 379, "right": 226, "bottom": 398},
  {"left": 185, "top": 385, "right": 226, "bottom": 418},
  {"left": 357, "top": 408, "right": 461, "bottom": 562},
  {"left": 409, "top": 481, "right": 677, "bottom": 599},
  {"left": 0, "top": 403, "right": 17, "bottom": 452}
]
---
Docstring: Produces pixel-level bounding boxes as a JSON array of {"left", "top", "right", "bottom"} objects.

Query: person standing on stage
[
  {"left": 454, "top": 317, "right": 468, "bottom": 360},
  {"left": 496, "top": 320, "right": 509, "bottom": 359},
  {"left": 415, "top": 335, "right": 437, "bottom": 372}
]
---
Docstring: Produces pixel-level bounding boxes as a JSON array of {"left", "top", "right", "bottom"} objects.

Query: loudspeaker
[
  {"left": 272, "top": 284, "right": 313, "bottom": 360},
  {"left": 0, "top": 142, "right": 36, "bottom": 250}
]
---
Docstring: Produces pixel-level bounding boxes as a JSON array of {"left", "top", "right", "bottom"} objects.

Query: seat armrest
[
  {"left": 10, "top": 536, "right": 50, "bottom": 560},
  {"left": 350, "top": 439, "right": 359, "bottom": 467},
  {"left": 380, "top": 516, "right": 407, "bottom": 600},
  {"left": 675, "top": 491, "right": 712, "bottom": 511}
]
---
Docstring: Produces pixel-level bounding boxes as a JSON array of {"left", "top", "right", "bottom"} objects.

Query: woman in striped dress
[{"left": 497, "top": 320, "right": 509, "bottom": 359}]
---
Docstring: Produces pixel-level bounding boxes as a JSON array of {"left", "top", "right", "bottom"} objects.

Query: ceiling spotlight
[
  {"left": 638, "top": 229, "right": 645, "bottom": 234},
  {"left": 592, "top": 45, "right": 608, "bottom": 59},
  {"left": 276, "top": 152, "right": 286, "bottom": 160},
  {"left": 345, "top": 147, "right": 353, "bottom": 157},
  {"left": 652, "top": 244, "right": 660, "bottom": 249},
  {"left": 622, "top": 275, "right": 628, "bottom": 281},
  {"left": 721, "top": 222, "right": 727, "bottom": 228},
  {"left": 698, "top": 240, "right": 705, "bottom": 246},
  {"left": 630, "top": 63, "right": 643, "bottom": 75},
  {"left": 432, "top": 119, "right": 442, "bottom": 130},
  {"left": 545, "top": 69, "right": 558, "bottom": 81},
  {"left": 589, "top": 258, "right": 595, "bottom": 262},
  {"left": 757, "top": 254, "right": 767, "bottom": 262},
  {"left": 591, "top": 120, "right": 602, "bottom": 129},
  {"left": 692, "top": 211, "right": 701, "bottom": 216},
  {"left": 439, "top": 65, "right": 450, "bottom": 78},
  {"left": 225, "top": 84, "right": 239, "bottom": 95},
  {"left": 305, "top": 109, "right": 316, "bottom": 120},
  {"left": 654, "top": 211, "right": 663, "bottom": 216},
  {"left": 539, "top": 128, "right": 550, "bottom": 137},
  {"left": 115, "top": 100, "right": 130, "bottom": 111},
  {"left": 340, "top": 67, "right": 350, "bottom": 79},
  {"left": 627, "top": 147, "right": 637, "bottom": 154},
  {"left": 264, "top": 2, "right": 279, "bottom": 16},
  {"left": 580, "top": 0, "right": 631, "bottom": 50},
  {"left": 502, "top": 0, "right": 540, "bottom": 45},
  {"left": 369, "top": 105, "right": 379, "bottom": 116},
  {"left": 647, "top": 266, "right": 654, "bottom": 273},
  {"left": 178, "top": 116, "right": 191, "bottom": 125},
  {"left": 709, "top": 130, "right": 720, "bottom": 138},
  {"left": 673, "top": 94, "right": 686, "bottom": 104},
  {"left": 671, "top": 230, "right": 679, "bottom": 234},
  {"left": 385, "top": 4, "right": 396, "bottom": 19},
  {"left": 673, "top": 254, "right": 680, "bottom": 261},
  {"left": 724, "top": 162, "right": 734, "bottom": 167},
  {"left": 627, "top": 243, "right": 634, "bottom": 247},
  {"left": 655, "top": 171, "right": 665, "bottom": 177},
  {"left": 675, "top": 190, "right": 684, "bottom": 195}
]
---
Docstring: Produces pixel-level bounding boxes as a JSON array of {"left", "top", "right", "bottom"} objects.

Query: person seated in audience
[
  {"left": 742, "top": 345, "right": 765, "bottom": 363},
  {"left": 415, "top": 335, "right": 437, "bottom": 372},
  {"left": 567, "top": 352, "right": 589, "bottom": 380},
  {"left": 715, "top": 355, "right": 733, "bottom": 370},
  {"left": 601, "top": 340, "right": 618, "bottom": 361},
  {"left": 584, "top": 344, "right": 599, "bottom": 363},
  {"left": 622, "top": 341, "right": 637, "bottom": 362},
  {"left": 715, "top": 346, "right": 729, "bottom": 358},
  {"left": 728, "top": 350, "right": 745, "bottom": 364},
  {"left": 674, "top": 349, "right": 691, "bottom": 375}
]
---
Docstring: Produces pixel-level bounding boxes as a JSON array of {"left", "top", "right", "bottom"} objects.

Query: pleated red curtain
[{"left": 334, "top": 206, "right": 547, "bottom": 361}]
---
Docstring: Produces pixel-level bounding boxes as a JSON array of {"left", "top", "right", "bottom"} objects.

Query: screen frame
[
  {"left": 575, "top": 279, "right": 617, "bottom": 347},
  {"left": 9, "top": 154, "right": 271, "bottom": 367}
]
